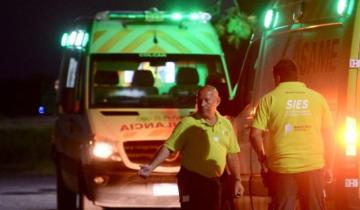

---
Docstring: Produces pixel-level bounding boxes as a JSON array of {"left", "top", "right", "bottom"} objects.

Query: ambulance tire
[
  {"left": 79, "top": 194, "right": 104, "bottom": 210},
  {"left": 56, "top": 163, "right": 77, "bottom": 210},
  {"left": 78, "top": 194, "right": 86, "bottom": 210},
  {"left": 77, "top": 169, "right": 103, "bottom": 210}
]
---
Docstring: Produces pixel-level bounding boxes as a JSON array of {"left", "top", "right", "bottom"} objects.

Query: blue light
[{"left": 38, "top": 105, "right": 45, "bottom": 115}]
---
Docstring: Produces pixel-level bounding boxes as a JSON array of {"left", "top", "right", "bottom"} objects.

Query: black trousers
[
  {"left": 267, "top": 169, "right": 326, "bottom": 210},
  {"left": 177, "top": 167, "right": 222, "bottom": 210}
]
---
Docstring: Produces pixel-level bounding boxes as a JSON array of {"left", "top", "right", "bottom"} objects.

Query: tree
[
  {"left": 210, "top": 1, "right": 259, "bottom": 116},
  {"left": 212, "top": 0, "right": 257, "bottom": 49}
]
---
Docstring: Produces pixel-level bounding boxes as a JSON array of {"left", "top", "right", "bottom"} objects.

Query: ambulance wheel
[
  {"left": 79, "top": 194, "right": 104, "bottom": 210},
  {"left": 56, "top": 163, "right": 77, "bottom": 210}
]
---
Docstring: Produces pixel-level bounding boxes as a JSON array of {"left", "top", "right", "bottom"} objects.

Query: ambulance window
[
  {"left": 89, "top": 54, "right": 225, "bottom": 108},
  {"left": 58, "top": 50, "right": 85, "bottom": 114}
]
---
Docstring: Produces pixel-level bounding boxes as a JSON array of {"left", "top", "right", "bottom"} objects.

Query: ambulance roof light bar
[
  {"left": 61, "top": 30, "right": 89, "bottom": 49},
  {"left": 96, "top": 8, "right": 211, "bottom": 22}
]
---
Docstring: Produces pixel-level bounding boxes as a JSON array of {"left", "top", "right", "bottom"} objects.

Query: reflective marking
[
  {"left": 153, "top": 183, "right": 179, "bottom": 196},
  {"left": 66, "top": 58, "right": 78, "bottom": 88},
  {"left": 93, "top": 30, "right": 106, "bottom": 43},
  {"left": 99, "top": 30, "right": 133, "bottom": 52},
  {"left": 345, "top": 179, "right": 358, "bottom": 188},
  {"left": 350, "top": 59, "right": 360, "bottom": 68},
  {"left": 186, "top": 32, "right": 215, "bottom": 53},
  {"left": 147, "top": 45, "right": 167, "bottom": 53},
  {"left": 155, "top": 30, "right": 191, "bottom": 53},
  {"left": 122, "top": 31, "right": 154, "bottom": 52}
]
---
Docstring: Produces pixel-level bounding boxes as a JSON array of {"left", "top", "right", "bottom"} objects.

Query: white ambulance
[
  {"left": 53, "top": 8, "right": 236, "bottom": 210},
  {"left": 235, "top": 0, "right": 360, "bottom": 209}
]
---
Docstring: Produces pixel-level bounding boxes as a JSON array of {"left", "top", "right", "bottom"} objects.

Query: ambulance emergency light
[
  {"left": 263, "top": 9, "right": 279, "bottom": 29},
  {"left": 263, "top": 0, "right": 354, "bottom": 30},
  {"left": 61, "top": 30, "right": 89, "bottom": 49},
  {"left": 337, "top": 0, "right": 354, "bottom": 16},
  {"left": 344, "top": 117, "right": 358, "bottom": 156},
  {"left": 101, "top": 9, "right": 211, "bottom": 23}
]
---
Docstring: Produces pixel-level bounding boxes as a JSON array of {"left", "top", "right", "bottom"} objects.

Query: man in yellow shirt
[
  {"left": 250, "top": 59, "right": 335, "bottom": 210},
  {"left": 138, "top": 85, "right": 244, "bottom": 210}
]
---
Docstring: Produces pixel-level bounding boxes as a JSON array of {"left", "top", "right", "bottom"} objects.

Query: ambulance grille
[{"left": 123, "top": 140, "right": 180, "bottom": 167}]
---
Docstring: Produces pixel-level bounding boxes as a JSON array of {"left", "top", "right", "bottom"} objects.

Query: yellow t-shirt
[
  {"left": 252, "top": 82, "right": 333, "bottom": 173},
  {"left": 165, "top": 112, "right": 240, "bottom": 178}
]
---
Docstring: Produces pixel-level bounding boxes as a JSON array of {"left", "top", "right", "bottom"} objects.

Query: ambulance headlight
[{"left": 92, "top": 142, "right": 113, "bottom": 159}]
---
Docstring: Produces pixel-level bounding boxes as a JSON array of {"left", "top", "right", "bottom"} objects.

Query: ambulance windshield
[{"left": 90, "top": 54, "right": 226, "bottom": 108}]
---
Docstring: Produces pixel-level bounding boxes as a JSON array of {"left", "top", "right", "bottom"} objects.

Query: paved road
[
  {"left": 0, "top": 174, "right": 56, "bottom": 210},
  {"left": 0, "top": 173, "right": 260, "bottom": 210},
  {"left": 0, "top": 174, "right": 179, "bottom": 210},
  {"left": 2, "top": 173, "right": 330, "bottom": 210}
]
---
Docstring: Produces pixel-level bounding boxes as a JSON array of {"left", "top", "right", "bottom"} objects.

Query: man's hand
[
  {"left": 138, "top": 164, "right": 153, "bottom": 179},
  {"left": 324, "top": 167, "right": 334, "bottom": 184},
  {"left": 233, "top": 179, "right": 245, "bottom": 198},
  {"left": 137, "top": 146, "right": 172, "bottom": 179}
]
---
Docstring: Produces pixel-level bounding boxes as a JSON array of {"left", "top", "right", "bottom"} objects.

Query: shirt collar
[
  {"left": 195, "top": 112, "right": 222, "bottom": 126},
  {"left": 277, "top": 81, "right": 306, "bottom": 89}
]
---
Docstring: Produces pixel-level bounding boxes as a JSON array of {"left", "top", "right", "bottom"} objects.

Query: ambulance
[
  {"left": 234, "top": 0, "right": 360, "bottom": 209},
  {"left": 52, "top": 8, "right": 237, "bottom": 210}
]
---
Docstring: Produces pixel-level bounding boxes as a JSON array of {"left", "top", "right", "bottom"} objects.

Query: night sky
[{"left": 2, "top": 0, "right": 267, "bottom": 80}]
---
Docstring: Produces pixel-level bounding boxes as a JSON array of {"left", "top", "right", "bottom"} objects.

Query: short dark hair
[{"left": 273, "top": 59, "right": 298, "bottom": 82}]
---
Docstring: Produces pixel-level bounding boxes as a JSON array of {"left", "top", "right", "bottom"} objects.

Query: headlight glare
[{"left": 93, "top": 142, "right": 113, "bottom": 159}]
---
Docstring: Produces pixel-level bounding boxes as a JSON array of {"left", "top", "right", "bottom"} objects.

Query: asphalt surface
[
  {"left": 0, "top": 174, "right": 179, "bottom": 210},
  {"left": 0, "top": 174, "right": 56, "bottom": 210}
]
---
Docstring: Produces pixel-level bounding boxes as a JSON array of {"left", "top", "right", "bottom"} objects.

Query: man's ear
[
  {"left": 217, "top": 96, "right": 221, "bottom": 106},
  {"left": 274, "top": 75, "right": 281, "bottom": 85}
]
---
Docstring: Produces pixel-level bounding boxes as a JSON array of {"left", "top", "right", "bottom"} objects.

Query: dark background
[{"left": 0, "top": 0, "right": 268, "bottom": 116}]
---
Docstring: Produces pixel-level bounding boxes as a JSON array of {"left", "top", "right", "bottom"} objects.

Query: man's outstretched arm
[{"left": 138, "top": 145, "right": 171, "bottom": 178}]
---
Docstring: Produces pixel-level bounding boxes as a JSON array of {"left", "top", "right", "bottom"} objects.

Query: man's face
[{"left": 196, "top": 88, "right": 220, "bottom": 119}]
